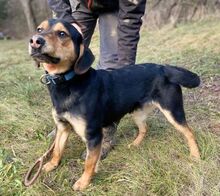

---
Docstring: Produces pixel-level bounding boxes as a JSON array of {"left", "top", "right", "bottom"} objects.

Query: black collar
[{"left": 40, "top": 69, "right": 76, "bottom": 85}]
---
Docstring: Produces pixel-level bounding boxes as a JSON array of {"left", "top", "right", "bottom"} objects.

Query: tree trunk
[
  {"left": 19, "top": 0, "right": 36, "bottom": 33},
  {"left": 143, "top": 0, "right": 220, "bottom": 29}
]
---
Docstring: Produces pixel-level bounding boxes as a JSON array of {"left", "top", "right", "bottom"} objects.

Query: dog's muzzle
[{"left": 29, "top": 35, "right": 60, "bottom": 65}]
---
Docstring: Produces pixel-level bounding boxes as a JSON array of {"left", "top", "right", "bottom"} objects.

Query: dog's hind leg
[
  {"left": 129, "top": 104, "right": 154, "bottom": 148},
  {"left": 129, "top": 110, "right": 147, "bottom": 147},
  {"left": 153, "top": 100, "right": 200, "bottom": 159}
]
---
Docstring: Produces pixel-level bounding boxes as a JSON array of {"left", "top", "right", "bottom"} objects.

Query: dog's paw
[
  {"left": 190, "top": 153, "right": 201, "bottom": 160},
  {"left": 73, "top": 177, "right": 90, "bottom": 191},
  {"left": 42, "top": 161, "right": 58, "bottom": 172},
  {"left": 128, "top": 143, "right": 134, "bottom": 148},
  {"left": 128, "top": 141, "right": 140, "bottom": 148},
  {"left": 128, "top": 134, "right": 146, "bottom": 148},
  {"left": 189, "top": 147, "right": 201, "bottom": 160}
]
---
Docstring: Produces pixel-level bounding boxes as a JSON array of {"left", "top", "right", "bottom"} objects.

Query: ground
[{"left": 0, "top": 18, "right": 219, "bottom": 195}]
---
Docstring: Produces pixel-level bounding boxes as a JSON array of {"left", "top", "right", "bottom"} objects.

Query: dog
[{"left": 29, "top": 19, "right": 200, "bottom": 191}]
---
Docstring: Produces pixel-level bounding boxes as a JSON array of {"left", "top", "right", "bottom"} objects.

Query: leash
[{"left": 24, "top": 140, "right": 55, "bottom": 187}]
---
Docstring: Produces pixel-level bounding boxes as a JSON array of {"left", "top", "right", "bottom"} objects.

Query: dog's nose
[{"left": 30, "top": 36, "right": 45, "bottom": 49}]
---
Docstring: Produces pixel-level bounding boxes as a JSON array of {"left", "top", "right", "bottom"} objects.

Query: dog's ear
[{"left": 74, "top": 44, "right": 95, "bottom": 74}]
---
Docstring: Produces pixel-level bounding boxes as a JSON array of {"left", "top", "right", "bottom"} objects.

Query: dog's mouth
[{"left": 31, "top": 52, "right": 60, "bottom": 65}]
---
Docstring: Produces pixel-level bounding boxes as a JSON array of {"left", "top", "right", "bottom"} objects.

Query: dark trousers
[
  {"left": 69, "top": 0, "right": 147, "bottom": 68},
  {"left": 118, "top": 0, "right": 147, "bottom": 66}
]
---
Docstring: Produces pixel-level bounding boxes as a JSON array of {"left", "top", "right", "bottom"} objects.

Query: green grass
[{"left": 0, "top": 18, "right": 220, "bottom": 195}]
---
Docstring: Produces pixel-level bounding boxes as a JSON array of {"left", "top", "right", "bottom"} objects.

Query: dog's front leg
[
  {"left": 43, "top": 122, "right": 71, "bottom": 172},
  {"left": 73, "top": 132, "right": 102, "bottom": 191}
]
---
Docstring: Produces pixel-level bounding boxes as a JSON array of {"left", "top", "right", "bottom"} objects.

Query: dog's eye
[
  {"left": 57, "top": 31, "right": 67, "bottom": 38},
  {"left": 37, "top": 28, "right": 43, "bottom": 33}
]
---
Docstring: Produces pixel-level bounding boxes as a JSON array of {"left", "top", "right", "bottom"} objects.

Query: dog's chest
[{"left": 62, "top": 112, "right": 87, "bottom": 142}]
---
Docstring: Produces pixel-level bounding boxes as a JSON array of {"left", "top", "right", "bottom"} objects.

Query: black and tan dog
[{"left": 29, "top": 19, "right": 200, "bottom": 191}]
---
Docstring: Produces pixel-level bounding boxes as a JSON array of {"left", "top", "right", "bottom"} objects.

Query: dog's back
[
  {"left": 96, "top": 63, "right": 201, "bottom": 160},
  {"left": 97, "top": 63, "right": 200, "bottom": 127}
]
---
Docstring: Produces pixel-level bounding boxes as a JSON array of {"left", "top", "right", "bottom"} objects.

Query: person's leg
[
  {"left": 72, "top": 4, "right": 118, "bottom": 160},
  {"left": 81, "top": 12, "right": 119, "bottom": 160},
  {"left": 118, "top": 0, "right": 147, "bottom": 66},
  {"left": 98, "top": 12, "right": 119, "bottom": 159},
  {"left": 100, "top": 124, "right": 118, "bottom": 159},
  {"left": 71, "top": 7, "right": 119, "bottom": 160},
  {"left": 97, "top": 11, "right": 118, "bottom": 69}
]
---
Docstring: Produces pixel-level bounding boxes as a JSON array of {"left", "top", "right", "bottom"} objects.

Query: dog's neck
[
  {"left": 41, "top": 59, "right": 79, "bottom": 85},
  {"left": 46, "top": 68, "right": 95, "bottom": 114}
]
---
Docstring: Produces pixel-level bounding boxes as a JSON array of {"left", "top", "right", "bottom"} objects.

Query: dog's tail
[{"left": 163, "top": 65, "right": 200, "bottom": 88}]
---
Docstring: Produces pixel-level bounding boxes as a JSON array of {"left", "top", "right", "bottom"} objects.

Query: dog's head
[{"left": 29, "top": 19, "right": 94, "bottom": 75}]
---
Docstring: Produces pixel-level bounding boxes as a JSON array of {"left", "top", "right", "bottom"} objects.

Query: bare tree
[
  {"left": 143, "top": 0, "right": 220, "bottom": 28},
  {"left": 19, "top": 0, "right": 36, "bottom": 33}
]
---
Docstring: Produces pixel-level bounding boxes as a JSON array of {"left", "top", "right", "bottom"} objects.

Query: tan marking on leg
[
  {"left": 73, "top": 144, "right": 101, "bottom": 191},
  {"left": 129, "top": 110, "right": 147, "bottom": 147},
  {"left": 130, "top": 124, "right": 148, "bottom": 147},
  {"left": 94, "top": 139, "right": 103, "bottom": 173},
  {"left": 43, "top": 110, "right": 71, "bottom": 172},
  {"left": 154, "top": 103, "right": 200, "bottom": 159},
  {"left": 129, "top": 104, "right": 154, "bottom": 147}
]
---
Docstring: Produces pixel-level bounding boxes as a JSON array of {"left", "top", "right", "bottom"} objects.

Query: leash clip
[{"left": 40, "top": 74, "right": 50, "bottom": 85}]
